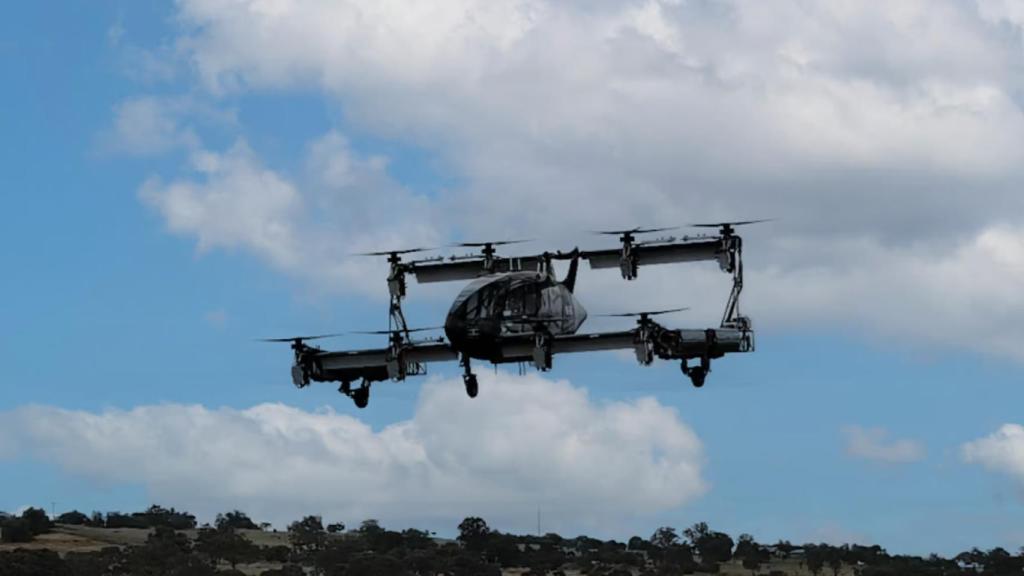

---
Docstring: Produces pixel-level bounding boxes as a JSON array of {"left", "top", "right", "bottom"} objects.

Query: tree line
[{"left": 2, "top": 505, "right": 1023, "bottom": 575}]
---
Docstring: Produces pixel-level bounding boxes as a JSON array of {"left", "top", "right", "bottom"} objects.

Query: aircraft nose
[
  {"left": 444, "top": 313, "right": 464, "bottom": 345},
  {"left": 571, "top": 294, "right": 588, "bottom": 330}
]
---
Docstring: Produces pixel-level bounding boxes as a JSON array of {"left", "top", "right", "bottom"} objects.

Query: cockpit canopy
[{"left": 446, "top": 272, "right": 587, "bottom": 337}]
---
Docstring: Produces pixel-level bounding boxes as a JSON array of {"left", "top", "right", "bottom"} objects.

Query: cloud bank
[
  {"left": 0, "top": 373, "right": 705, "bottom": 533},
  {"left": 114, "top": 0, "right": 1024, "bottom": 361}
]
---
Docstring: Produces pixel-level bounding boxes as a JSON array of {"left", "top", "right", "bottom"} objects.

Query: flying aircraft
[{"left": 263, "top": 222, "right": 761, "bottom": 408}]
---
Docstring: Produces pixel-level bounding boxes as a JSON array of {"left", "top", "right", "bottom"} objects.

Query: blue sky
[{"left": 3, "top": 0, "right": 1024, "bottom": 557}]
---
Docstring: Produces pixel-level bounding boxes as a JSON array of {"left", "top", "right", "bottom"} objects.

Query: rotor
[
  {"left": 592, "top": 226, "right": 677, "bottom": 236},
  {"left": 689, "top": 219, "right": 773, "bottom": 237},
  {"left": 257, "top": 333, "right": 343, "bottom": 349},
  {"left": 450, "top": 238, "right": 534, "bottom": 262},
  {"left": 598, "top": 307, "right": 689, "bottom": 322},
  {"left": 350, "top": 326, "right": 444, "bottom": 336}
]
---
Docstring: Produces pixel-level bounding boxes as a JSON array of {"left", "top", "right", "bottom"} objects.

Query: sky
[{"left": 2, "top": 0, "right": 1024, "bottom": 557}]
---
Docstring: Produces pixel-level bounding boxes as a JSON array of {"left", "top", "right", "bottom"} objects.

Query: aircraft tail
[{"left": 563, "top": 253, "right": 580, "bottom": 292}]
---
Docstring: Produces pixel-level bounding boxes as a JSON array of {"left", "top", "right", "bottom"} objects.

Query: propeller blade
[
  {"left": 592, "top": 226, "right": 678, "bottom": 236},
  {"left": 355, "top": 247, "right": 438, "bottom": 257},
  {"left": 452, "top": 239, "right": 534, "bottom": 248},
  {"left": 597, "top": 307, "right": 690, "bottom": 318},
  {"left": 257, "top": 333, "right": 344, "bottom": 343},
  {"left": 350, "top": 326, "right": 445, "bottom": 335},
  {"left": 689, "top": 219, "right": 774, "bottom": 228}
]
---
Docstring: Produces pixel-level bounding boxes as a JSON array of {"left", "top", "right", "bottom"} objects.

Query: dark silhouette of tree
[
  {"left": 346, "top": 551, "right": 413, "bottom": 576},
  {"left": 445, "top": 552, "right": 502, "bottom": 576},
  {"left": 262, "top": 545, "right": 291, "bottom": 563},
  {"left": 735, "top": 534, "right": 770, "bottom": 574},
  {"left": 0, "top": 519, "right": 34, "bottom": 543},
  {"left": 804, "top": 544, "right": 826, "bottom": 576},
  {"left": 486, "top": 533, "right": 523, "bottom": 567},
  {"left": 661, "top": 542, "right": 697, "bottom": 573},
  {"left": 135, "top": 504, "right": 196, "bottom": 529},
  {"left": 826, "top": 545, "right": 844, "bottom": 576},
  {"left": 124, "top": 525, "right": 215, "bottom": 576},
  {"left": 326, "top": 522, "right": 345, "bottom": 534},
  {"left": 401, "top": 528, "right": 433, "bottom": 549},
  {"left": 457, "top": 516, "right": 492, "bottom": 551},
  {"left": 650, "top": 526, "right": 680, "bottom": 549},
  {"left": 104, "top": 511, "right": 148, "bottom": 529},
  {"left": 358, "top": 518, "right": 384, "bottom": 537},
  {"left": 288, "top": 515, "right": 326, "bottom": 554},
  {"left": 0, "top": 549, "right": 70, "bottom": 576},
  {"left": 684, "top": 522, "right": 733, "bottom": 567},
  {"left": 313, "top": 536, "right": 363, "bottom": 575},
  {"left": 628, "top": 535, "right": 651, "bottom": 551},
  {"left": 215, "top": 510, "right": 260, "bottom": 531},
  {"left": 771, "top": 539, "right": 797, "bottom": 562},
  {"left": 195, "top": 525, "right": 258, "bottom": 569},
  {"left": 9, "top": 505, "right": 1024, "bottom": 576},
  {"left": 55, "top": 510, "right": 89, "bottom": 525},
  {"left": 63, "top": 547, "right": 122, "bottom": 576},
  {"left": 19, "top": 508, "right": 51, "bottom": 536}
]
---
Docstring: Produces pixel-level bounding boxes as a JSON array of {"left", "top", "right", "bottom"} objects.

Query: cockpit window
[
  {"left": 463, "top": 280, "right": 506, "bottom": 319},
  {"left": 504, "top": 283, "right": 539, "bottom": 319}
]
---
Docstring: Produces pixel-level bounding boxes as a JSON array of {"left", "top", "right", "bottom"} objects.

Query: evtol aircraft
[{"left": 263, "top": 222, "right": 761, "bottom": 408}]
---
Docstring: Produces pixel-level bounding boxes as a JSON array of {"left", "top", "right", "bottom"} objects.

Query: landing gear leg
[
  {"left": 352, "top": 384, "right": 370, "bottom": 408},
  {"left": 681, "top": 356, "right": 711, "bottom": 388},
  {"left": 461, "top": 354, "right": 478, "bottom": 398},
  {"left": 340, "top": 380, "right": 370, "bottom": 408}
]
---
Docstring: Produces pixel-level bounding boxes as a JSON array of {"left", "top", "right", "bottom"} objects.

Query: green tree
[
  {"left": 684, "top": 522, "right": 733, "bottom": 566},
  {"left": 457, "top": 516, "right": 492, "bottom": 551},
  {"left": 196, "top": 525, "right": 258, "bottom": 569},
  {"left": 358, "top": 518, "right": 384, "bottom": 537},
  {"left": 1, "top": 519, "right": 34, "bottom": 543},
  {"left": 401, "top": 528, "right": 433, "bottom": 549},
  {"left": 804, "top": 545, "right": 826, "bottom": 576},
  {"left": 288, "top": 515, "right": 326, "bottom": 554},
  {"left": 55, "top": 510, "right": 89, "bottom": 525},
  {"left": 215, "top": 510, "right": 260, "bottom": 531},
  {"left": 650, "top": 527, "right": 680, "bottom": 549},
  {"left": 20, "top": 507, "right": 52, "bottom": 536},
  {"left": 124, "top": 526, "right": 215, "bottom": 576},
  {"left": 0, "top": 549, "right": 70, "bottom": 576},
  {"left": 734, "top": 534, "right": 769, "bottom": 575}
]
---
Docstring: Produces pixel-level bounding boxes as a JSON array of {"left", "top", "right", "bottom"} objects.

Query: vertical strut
[{"left": 720, "top": 236, "right": 748, "bottom": 330}]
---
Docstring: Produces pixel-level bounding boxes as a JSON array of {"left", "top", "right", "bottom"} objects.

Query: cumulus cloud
[
  {"left": 116, "top": 0, "right": 1024, "bottom": 360},
  {"left": 101, "top": 97, "right": 200, "bottom": 156},
  {"left": 139, "top": 134, "right": 445, "bottom": 295},
  {"left": 843, "top": 426, "right": 925, "bottom": 464},
  {"left": 0, "top": 373, "right": 706, "bottom": 533},
  {"left": 962, "top": 424, "right": 1024, "bottom": 484}
]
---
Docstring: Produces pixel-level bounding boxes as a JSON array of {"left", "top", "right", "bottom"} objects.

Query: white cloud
[
  {"left": 102, "top": 97, "right": 200, "bottom": 156},
  {"left": 118, "top": 0, "right": 1024, "bottom": 361},
  {"left": 962, "top": 424, "right": 1024, "bottom": 483},
  {"left": 843, "top": 426, "right": 925, "bottom": 464},
  {"left": 0, "top": 373, "right": 706, "bottom": 534},
  {"left": 139, "top": 134, "right": 445, "bottom": 296}
]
